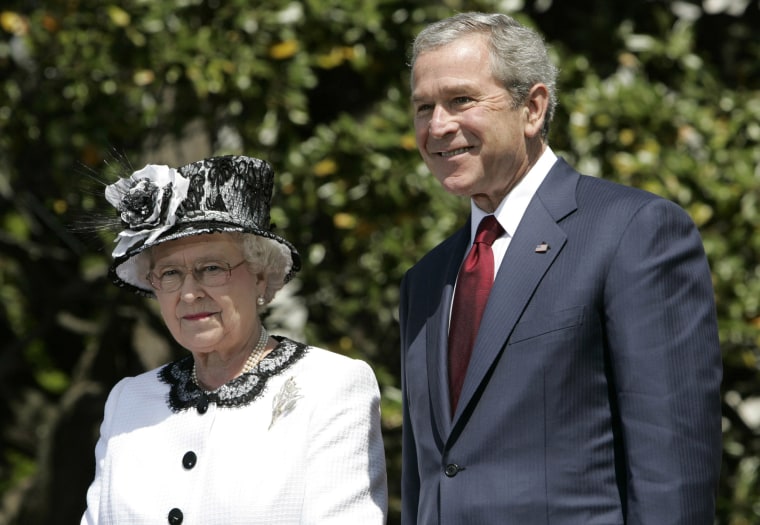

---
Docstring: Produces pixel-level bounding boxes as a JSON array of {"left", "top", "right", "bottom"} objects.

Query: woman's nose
[{"left": 179, "top": 271, "right": 206, "bottom": 301}]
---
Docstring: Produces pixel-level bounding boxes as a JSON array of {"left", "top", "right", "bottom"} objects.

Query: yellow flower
[
  {"left": 400, "top": 134, "right": 417, "bottom": 151},
  {"left": 333, "top": 213, "right": 357, "bottom": 229},
  {"left": 1, "top": 11, "right": 28, "bottom": 35},
  {"left": 316, "top": 46, "right": 354, "bottom": 69},
  {"left": 133, "top": 69, "right": 155, "bottom": 86},
  {"left": 107, "top": 6, "right": 130, "bottom": 27},
  {"left": 619, "top": 128, "right": 635, "bottom": 146},
  {"left": 269, "top": 40, "right": 299, "bottom": 60},
  {"left": 313, "top": 158, "right": 337, "bottom": 177}
]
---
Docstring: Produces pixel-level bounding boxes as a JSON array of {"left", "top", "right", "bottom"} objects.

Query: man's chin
[{"left": 438, "top": 174, "right": 474, "bottom": 197}]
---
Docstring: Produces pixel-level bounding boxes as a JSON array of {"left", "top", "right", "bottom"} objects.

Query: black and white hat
[{"left": 105, "top": 155, "right": 301, "bottom": 296}]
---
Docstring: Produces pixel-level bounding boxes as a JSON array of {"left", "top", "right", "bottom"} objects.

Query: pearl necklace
[{"left": 192, "top": 326, "right": 269, "bottom": 392}]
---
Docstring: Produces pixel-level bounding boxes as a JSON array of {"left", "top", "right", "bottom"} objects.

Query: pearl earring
[{"left": 257, "top": 295, "right": 266, "bottom": 306}]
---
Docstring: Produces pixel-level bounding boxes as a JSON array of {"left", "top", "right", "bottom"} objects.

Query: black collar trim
[{"left": 158, "top": 336, "right": 308, "bottom": 413}]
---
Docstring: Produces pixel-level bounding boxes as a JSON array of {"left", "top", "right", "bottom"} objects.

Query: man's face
[{"left": 412, "top": 34, "right": 534, "bottom": 211}]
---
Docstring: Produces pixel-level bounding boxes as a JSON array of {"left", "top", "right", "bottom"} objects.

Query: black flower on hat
[
  {"left": 105, "top": 164, "right": 190, "bottom": 258},
  {"left": 119, "top": 180, "right": 173, "bottom": 230}
]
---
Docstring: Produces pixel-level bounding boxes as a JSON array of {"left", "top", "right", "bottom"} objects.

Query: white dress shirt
[
  {"left": 448, "top": 147, "right": 559, "bottom": 328},
  {"left": 469, "top": 147, "right": 558, "bottom": 275}
]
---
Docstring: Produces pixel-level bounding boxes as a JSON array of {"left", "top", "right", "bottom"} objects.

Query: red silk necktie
[{"left": 448, "top": 215, "right": 504, "bottom": 415}]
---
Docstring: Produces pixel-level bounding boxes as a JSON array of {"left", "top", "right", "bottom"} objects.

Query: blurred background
[{"left": 1, "top": 0, "right": 758, "bottom": 523}]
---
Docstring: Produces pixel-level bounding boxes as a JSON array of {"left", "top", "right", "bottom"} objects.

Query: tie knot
[{"left": 474, "top": 215, "right": 503, "bottom": 246}]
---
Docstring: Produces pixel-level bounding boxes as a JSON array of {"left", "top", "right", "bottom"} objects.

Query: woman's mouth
[{"left": 183, "top": 312, "right": 215, "bottom": 321}]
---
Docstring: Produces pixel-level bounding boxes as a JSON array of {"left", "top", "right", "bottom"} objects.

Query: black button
[
  {"left": 196, "top": 394, "right": 209, "bottom": 414},
  {"left": 168, "top": 507, "right": 183, "bottom": 524},
  {"left": 182, "top": 451, "right": 197, "bottom": 469},
  {"left": 444, "top": 464, "right": 461, "bottom": 477}
]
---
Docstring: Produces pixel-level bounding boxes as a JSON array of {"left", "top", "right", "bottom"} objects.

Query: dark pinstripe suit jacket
[{"left": 399, "top": 158, "right": 722, "bottom": 525}]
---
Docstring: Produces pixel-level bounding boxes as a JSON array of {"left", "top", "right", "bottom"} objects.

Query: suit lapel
[
  {"left": 427, "top": 223, "right": 471, "bottom": 439},
  {"left": 451, "top": 159, "right": 579, "bottom": 427}
]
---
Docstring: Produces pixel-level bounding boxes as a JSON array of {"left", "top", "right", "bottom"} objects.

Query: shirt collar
[{"left": 470, "top": 147, "right": 558, "bottom": 241}]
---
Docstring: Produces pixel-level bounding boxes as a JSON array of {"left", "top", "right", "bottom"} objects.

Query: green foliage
[{"left": 1, "top": 0, "right": 758, "bottom": 523}]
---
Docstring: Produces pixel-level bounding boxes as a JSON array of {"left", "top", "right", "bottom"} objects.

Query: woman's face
[{"left": 149, "top": 233, "right": 265, "bottom": 356}]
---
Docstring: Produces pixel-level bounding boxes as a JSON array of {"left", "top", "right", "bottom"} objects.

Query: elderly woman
[{"left": 81, "top": 156, "right": 387, "bottom": 524}]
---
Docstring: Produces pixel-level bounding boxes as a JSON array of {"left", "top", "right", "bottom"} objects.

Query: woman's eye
[
  {"left": 200, "top": 263, "right": 224, "bottom": 274},
  {"left": 160, "top": 268, "right": 182, "bottom": 278}
]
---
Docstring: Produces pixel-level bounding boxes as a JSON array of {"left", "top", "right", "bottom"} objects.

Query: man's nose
[{"left": 428, "top": 106, "right": 457, "bottom": 138}]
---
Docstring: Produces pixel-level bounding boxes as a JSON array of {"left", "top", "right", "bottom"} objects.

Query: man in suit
[{"left": 399, "top": 12, "right": 722, "bottom": 524}]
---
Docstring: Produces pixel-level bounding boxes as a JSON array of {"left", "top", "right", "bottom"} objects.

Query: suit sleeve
[
  {"left": 399, "top": 274, "right": 421, "bottom": 525},
  {"left": 603, "top": 197, "right": 722, "bottom": 524}
]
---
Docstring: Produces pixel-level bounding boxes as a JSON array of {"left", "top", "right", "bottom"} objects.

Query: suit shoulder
[
  {"left": 404, "top": 226, "right": 466, "bottom": 278},
  {"left": 577, "top": 174, "right": 687, "bottom": 212},
  {"left": 577, "top": 173, "right": 658, "bottom": 202},
  {"left": 573, "top": 174, "right": 698, "bottom": 238}
]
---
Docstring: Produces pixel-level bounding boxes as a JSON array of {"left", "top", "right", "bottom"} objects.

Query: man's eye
[
  {"left": 453, "top": 96, "right": 473, "bottom": 105},
  {"left": 415, "top": 103, "right": 433, "bottom": 114}
]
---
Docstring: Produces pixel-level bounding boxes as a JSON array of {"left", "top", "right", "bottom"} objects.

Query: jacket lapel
[
  {"left": 450, "top": 159, "right": 580, "bottom": 427},
  {"left": 427, "top": 223, "right": 471, "bottom": 439}
]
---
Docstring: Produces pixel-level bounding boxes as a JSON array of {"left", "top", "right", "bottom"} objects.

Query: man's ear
[{"left": 524, "top": 83, "right": 549, "bottom": 139}]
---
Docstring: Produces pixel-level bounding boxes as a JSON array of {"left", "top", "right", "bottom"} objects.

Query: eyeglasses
[{"left": 147, "top": 260, "right": 246, "bottom": 293}]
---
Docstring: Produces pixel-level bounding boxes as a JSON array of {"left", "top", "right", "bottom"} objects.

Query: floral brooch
[{"left": 269, "top": 376, "right": 302, "bottom": 429}]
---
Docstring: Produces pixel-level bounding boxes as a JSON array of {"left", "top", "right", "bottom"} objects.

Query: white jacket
[{"left": 81, "top": 337, "right": 388, "bottom": 524}]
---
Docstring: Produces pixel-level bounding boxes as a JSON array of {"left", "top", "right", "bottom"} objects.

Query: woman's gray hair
[
  {"left": 410, "top": 12, "right": 559, "bottom": 139},
  {"left": 237, "top": 233, "right": 290, "bottom": 307}
]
